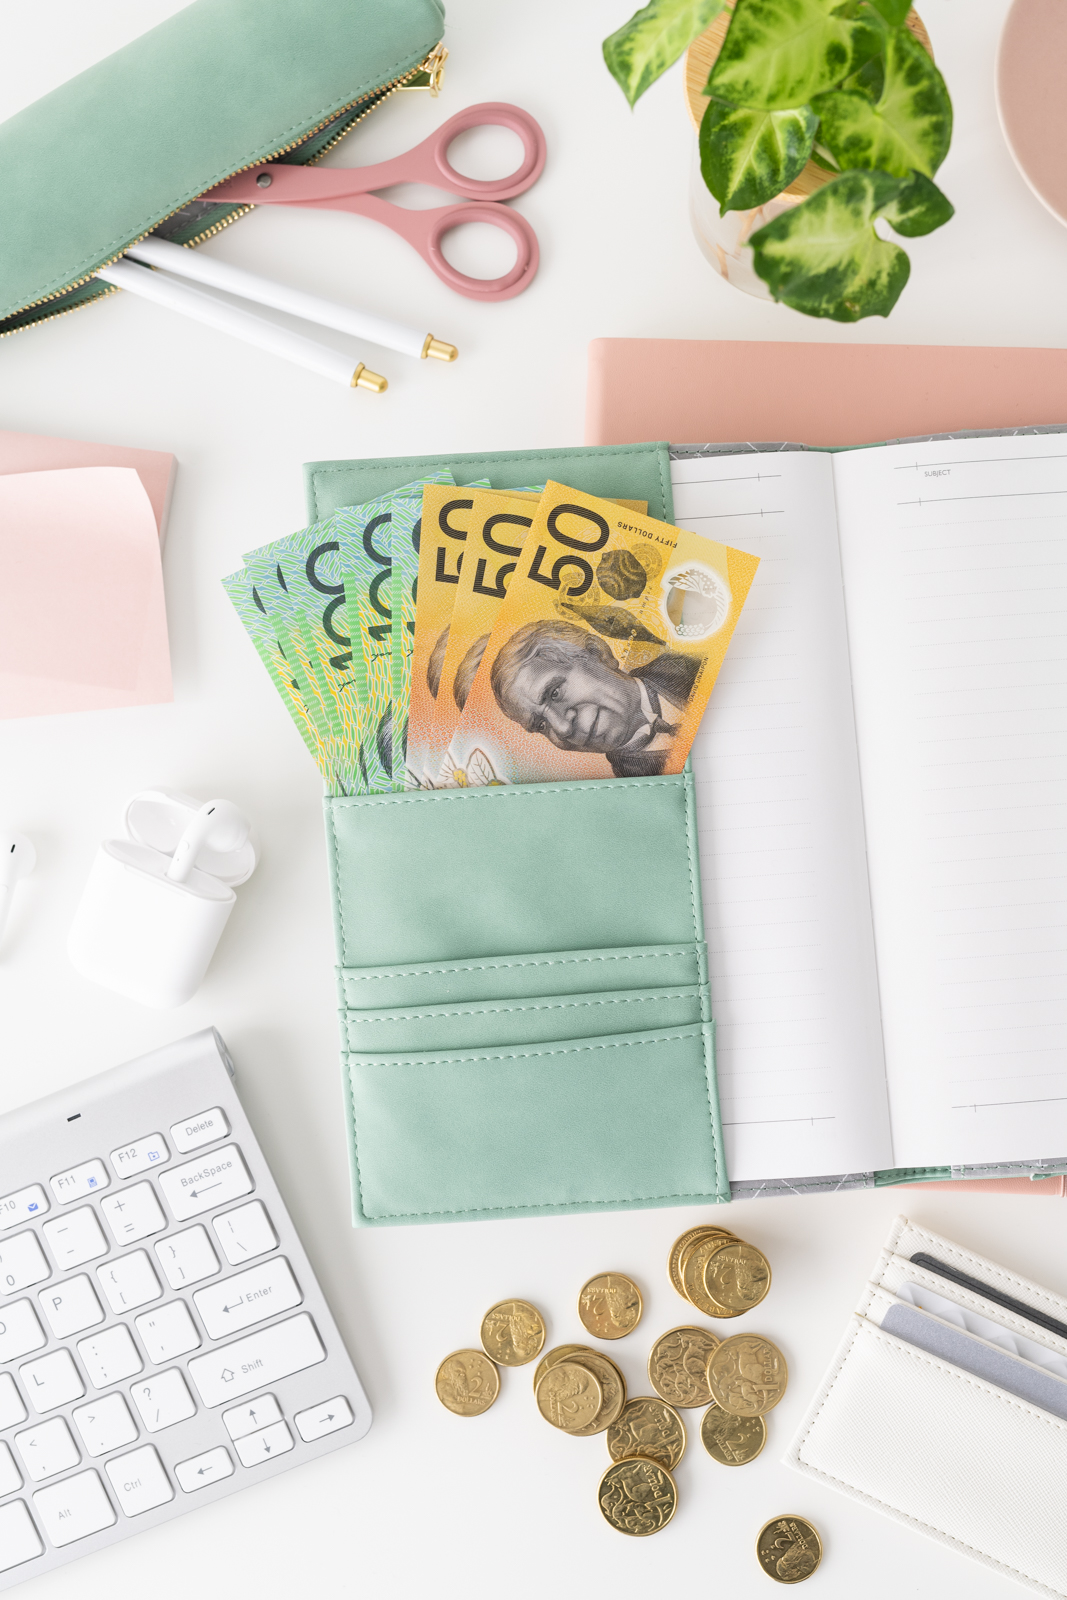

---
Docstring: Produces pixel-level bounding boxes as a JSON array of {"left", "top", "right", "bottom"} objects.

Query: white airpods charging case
[{"left": 68, "top": 790, "right": 257, "bottom": 1009}]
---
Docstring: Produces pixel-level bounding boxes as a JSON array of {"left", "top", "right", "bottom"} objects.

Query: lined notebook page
[
  {"left": 672, "top": 454, "right": 892, "bottom": 1182},
  {"left": 834, "top": 436, "right": 1067, "bottom": 1168}
]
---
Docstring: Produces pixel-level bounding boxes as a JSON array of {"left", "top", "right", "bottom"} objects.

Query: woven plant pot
[{"left": 685, "top": 6, "right": 933, "bottom": 299}]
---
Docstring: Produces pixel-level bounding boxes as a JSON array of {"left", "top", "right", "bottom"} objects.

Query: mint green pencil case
[
  {"left": 0, "top": 0, "right": 445, "bottom": 338},
  {"left": 312, "top": 444, "right": 728, "bottom": 1226}
]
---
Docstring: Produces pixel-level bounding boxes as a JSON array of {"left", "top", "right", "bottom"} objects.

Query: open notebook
[{"left": 675, "top": 430, "right": 1067, "bottom": 1196}]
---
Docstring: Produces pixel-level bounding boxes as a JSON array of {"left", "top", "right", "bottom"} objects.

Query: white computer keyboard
[{"left": 0, "top": 1029, "right": 371, "bottom": 1588}]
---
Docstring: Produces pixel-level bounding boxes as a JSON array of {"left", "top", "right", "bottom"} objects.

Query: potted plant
[{"left": 603, "top": 0, "right": 954, "bottom": 321}]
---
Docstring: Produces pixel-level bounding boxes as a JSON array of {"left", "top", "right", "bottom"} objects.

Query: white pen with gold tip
[{"left": 125, "top": 236, "right": 456, "bottom": 364}]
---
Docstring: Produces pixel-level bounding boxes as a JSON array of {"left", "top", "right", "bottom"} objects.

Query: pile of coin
[
  {"left": 669, "top": 1223, "right": 771, "bottom": 1318},
  {"left": 435, "top": 1297, "right": 547, "bottom": 1417}
]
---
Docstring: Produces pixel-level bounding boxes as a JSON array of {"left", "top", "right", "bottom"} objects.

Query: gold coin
[
  {"left": 566, "top": 1348, "right": 627, "bottom": 1435},
  {"left": 647, "top": 1325, "right": 720, "bottom": 1407},
  {"left": 681, "top": 1233, "right": 748, "bottom": 1318},
  {"left": 480, "top": 1299, "right": 546, "bottom": 1366},
  {"left": 707, "top": 1334, "right": 788, "bottom": 1416},
  {"left": 598, "top": 1458, "right": 677, "bottom": 1537},
  {"left": 703, "top": 1241, "right": 772, "bottom": 1314},
  {"left": 578, "top": 1272, "right": 643, "bottom": 1339},
  {"left": 532, "top": 1343, "right": 585, "bottom": 1392},
  {"left": 700, "top": 1402, "right": 766, "bottom": 1464},
  {"left": 755, "top": 1515, "right": 823, "bottom": 1583},
  {"left": 607, "top": 1397, "right": 686, "bottom": 1471},
  {"left": 668, "top": 1224, "right": 738, "bottom": 1301},
  {"left": 536, "top": 1360, "right": 603, "bottom": 1432},
  {"left": 434, "top": 1349, "right": 501, "bottom": 1417}
]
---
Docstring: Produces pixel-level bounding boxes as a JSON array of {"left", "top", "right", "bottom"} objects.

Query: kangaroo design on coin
[
  {"left": 435, "top": 1350, "right": 501, "bottom": 1417},
  {"left": 756, "top": 1516, "right": 823, "bottom": 1583},
  {"left": 607, "top": 1397, "right": 686, "bottom": 1471},
  {"left": 480, "top": 1299, "right": 546, "bottom": 1366},
  {"left": 647, "top": 1326, "right": 719, "bottom": 1407},
  {"left": 707, "top": 1334, "right": 787, "bottom": 1417},
  {"left": 598, "top": 1459, "right": 677, "bottom": 1536},
  {"left": 578, "top": 1273, "right": 643, "bottom": 1339}
]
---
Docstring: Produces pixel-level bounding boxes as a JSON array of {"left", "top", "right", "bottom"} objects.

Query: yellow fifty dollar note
[{"left": 446, "top": 483, "right": 759, "bottom": 785}]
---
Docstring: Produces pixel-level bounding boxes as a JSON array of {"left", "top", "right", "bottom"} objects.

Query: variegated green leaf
[
  {"left": 603, "top": 0, "right": 726, "bottom": 107},
  {"left": 750, "top": 168, "right": 910, "bottom": 320},
  {"left": 812, "top": 25, "right": 951, "bottom": 176},
  {"left": 879, "top": 169, "right": 953, "bottom": 235},
  {"left": 700, "top": 97, "right": 818, "bottom": 212},
  {"left": 867, "top": 0, "right": 911, "bottom": 23},
  {"left": 706, "top": 0, "right": 883, "bottom": 111}
]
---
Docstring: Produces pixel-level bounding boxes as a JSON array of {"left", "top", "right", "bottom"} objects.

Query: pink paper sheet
[
  {"left": 0, "top": 430, "right": 175, "bottom": 544},
  {"left": 0, "top": 467, "right": 173, "bottom": 719}
]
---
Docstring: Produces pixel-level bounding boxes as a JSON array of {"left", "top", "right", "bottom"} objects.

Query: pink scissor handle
[{"left": 350, "top": 194, "right": 539, "bottom": 301}]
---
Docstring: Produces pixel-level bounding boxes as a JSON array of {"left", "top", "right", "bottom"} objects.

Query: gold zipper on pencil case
[{"left": 0, "top": 42, "right": 448, "bottom": 339}]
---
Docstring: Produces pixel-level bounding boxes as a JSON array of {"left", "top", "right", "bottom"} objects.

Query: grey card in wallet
[
  {"left": 304, "top": 433, "right": 1067, "bottom": 1221},
  {"left": 788, "top": 1217, "right": 1067, "bottom": 1598}
]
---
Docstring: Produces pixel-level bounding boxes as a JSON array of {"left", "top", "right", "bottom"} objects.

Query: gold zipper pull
[{"left": 399, "top": 42, "right": 448, "bottom": 96}]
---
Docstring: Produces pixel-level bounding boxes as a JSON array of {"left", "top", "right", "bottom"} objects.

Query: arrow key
[
  {"left": 234, "top": 1420, "right": 292, "bottom": 1468},
  {"left": 222, "top": 1394, "right": 282, "bottom": 1441},
  {"left": 175, "top": 1447, "right": 234, "bottom": 1493},
  {"left": 295, "top": 1396, "right": 354, "bottom": 1442}
]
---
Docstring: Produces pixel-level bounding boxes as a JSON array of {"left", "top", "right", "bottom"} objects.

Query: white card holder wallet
[{"left": 785, "top": 1217, "right": 1067, "bottom": 1599}]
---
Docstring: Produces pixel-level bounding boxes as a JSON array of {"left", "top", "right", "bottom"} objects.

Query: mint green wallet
[
  {"left": 1, "top": 0, "right": 445, "bottom": 337},
  {"left": 312, "top": 444, "right": 728, "bottom": 1226}
]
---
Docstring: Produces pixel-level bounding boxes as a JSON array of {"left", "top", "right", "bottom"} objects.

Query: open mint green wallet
[
  {"left": 0, "top": 0, "right": 445, "bottom": 337},
  {"left": 308, "top": 444, "right": 728, "bottom": 1226}
]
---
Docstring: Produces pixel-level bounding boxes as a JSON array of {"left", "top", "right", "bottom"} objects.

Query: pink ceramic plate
[{"left": 996, "top": 0, "right": 1067, "bottom": 225}]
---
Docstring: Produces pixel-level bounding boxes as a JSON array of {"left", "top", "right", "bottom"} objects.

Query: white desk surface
[{"left": 3, "top": 1, "right": 1066, "bottom": 1594}]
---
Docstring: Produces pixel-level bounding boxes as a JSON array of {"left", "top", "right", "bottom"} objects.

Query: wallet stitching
[
  {"left": 879, "top": 1257, "right": 1067, "bottom": 1354},
  {"left": 346, "top": 1027, "right": 702, "bottom": 1067},
  {"left": 341, "top": 949, "right": 698, "bottom": 983},
  {"left": 796, "top": 1320, "right": 1067, "bottom": 1585},
  {"left": 310, "top": 446, "right": 667, "bottom": 521},
  {"left": 345, "top": 991, "right": 699, "bottom": 1023},
  {"left": 902, "top": 1225, "right": 1067, "bottom": 1319}
]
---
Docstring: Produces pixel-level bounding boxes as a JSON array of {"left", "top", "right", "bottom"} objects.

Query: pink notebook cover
[
  {"left": 0, "top": 429, "right": 176, "bottom": 543},
  {"left": 588, "top": 336, "right": 1067, "bottom": 1198},
  {"left": 585, "top": 338, "right": 1067, "bottom": 448}
]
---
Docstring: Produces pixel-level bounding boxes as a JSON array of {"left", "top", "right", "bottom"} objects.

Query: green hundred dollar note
[
  {"left": 346, "top": 579, "right": 393, "bottom": 793},
  {"left": 221, "top": 570, "right": 326, "bottom": 760}
]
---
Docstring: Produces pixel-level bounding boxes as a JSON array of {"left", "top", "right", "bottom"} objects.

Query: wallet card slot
[
  {"left": 871, "top": 1300, "right": 1067, "bottom": 1420},
  {"left": 338, "top": 941, "right": 707, "bottom": 1011},
  {"left": 872, "top": 1247, "right": 1067, "bottom": 1367},
  {"left": 344, "top": 1022, "right": 724, "bottom": 1224},
  {"left": 342, "top": 983, "right": 706, "bottom": 1054},
  {"left": 788, "top": 1312, "right": 1067, "bottom": 1598},
  {"left": 909, "top": 1252, "right": 1067, "bottom": 1343}
]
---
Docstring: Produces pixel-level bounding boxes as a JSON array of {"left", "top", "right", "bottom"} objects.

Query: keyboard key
[
  {"left": 0, "top": 1187, "right": 47, "bottom": 1232},
  {"left": 20, "top": 1350, "right": 84, "bottom": 1413},
  {"left": 109, "top": 1134, "right": 168, "bottom": 1179},
  {"left": 213, "top": 1201, "right": 277, "bottom": 1266},
  {"left": 0, "top": 1301, "right": 46, "bottom": 1362},
  {"left": 15, "top": 1418, "right": 79, "bottom": 1483},
  {"left": 135, "top": 1301, "right": 201, "bottom": 1364},
  {"left": 175, "top": 1446, "right": 233, "bottom": 1493},
  {"left": 34, "top": 1469, "right": 116, "bottom": 1545},
  {"left": 0, "top": 1502, "right": 43, "bottom": 1572},
  {"left": 0, "top": 1374, "right": 27, "bottom": 1431},
  {"left": 223, "top": 1395, "right": 282, "bottom": 1441},
  {"left": 49, "top": 1160, "right": 109, "bottom": 1204},
  {"left": 0, "top": 1233, "right": 49, "bottom": 1294},
  {"left": 188, "top": 1313, "right": 326, "bottom": 1408},
  {"left": 73, "top": 1393, "right": 138, "bottom": 1458},
  {"left": 97, "top": 1250, "right": 161, "bottom": 1314},
  {"left": 0, "top": 1442, "right": 22, "bottom": 1497},
  {"left": 37, "top": 1274, "right": 104, "bottom": 1339},
  {"left": 171, "top": 1108, "right": 229, "bottom": 1154},
  {"left": 159, "top": 1146, "right": 253, "bottom": 1222},
  {"left": 155, "top": 1225, "right": 219, "bottom": 1289},
  {"left": 100, "top": 1182, "right": 166, "bottom": 1246},
  {"left": 77, "top": 1325, "right": 142, "bottom": 1388},
  {"left": 234, "top": 1420, "right": 293, "bottom": 1467},
  {"left": 42, "top": 1206, "right": 108, "bottom": 1270},
  {"left": 194, "top": 1258, "right": 302, "bottom": 1340},
  {"left": 295, "top": 1396, "right": 354, "bottom": 1442},
  {"left": 105, "top": 1445, "right": 173, "bottom": 1516},
  {"left": 130, "top": 1369, "right": 196, "bottom": 1433}
]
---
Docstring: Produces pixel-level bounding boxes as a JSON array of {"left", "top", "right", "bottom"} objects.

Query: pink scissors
[{"left": 209, "top": 102, "right": 545, "bottom": 303}]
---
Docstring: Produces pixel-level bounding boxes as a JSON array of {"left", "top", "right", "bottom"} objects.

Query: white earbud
[
  {"left": 0, "top": 833, "right": 36, "bottom": 946},
  {"left": 165, "top": 800, "right": 249, "bottom": 884}
]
